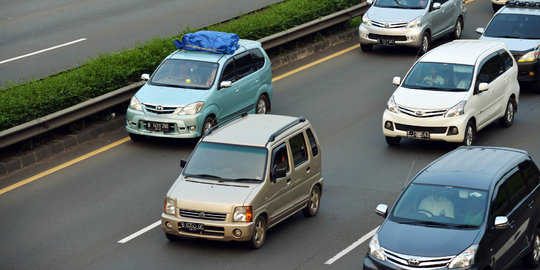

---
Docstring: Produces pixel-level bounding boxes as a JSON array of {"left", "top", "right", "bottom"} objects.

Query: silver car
[{"left": 359, "top": 0, "right": 467, "bottom": 54}]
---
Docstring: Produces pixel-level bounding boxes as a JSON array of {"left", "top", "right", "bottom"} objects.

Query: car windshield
[
  {"left": 484, "top": 14, "right": 540, "bottom": 39},
  {"left": 374, "top": 0, "right": 428, "bottom": 9},
  {"left": 149, "top": 59, "right": 219, "bottom": 90},
  {"left": 402, "top": 62, "right": 473, "bottom": 91},
  {"left": 183, "top": 142, "right": 267, "bottom": 182},
  {"left": 391, "top": 183, "right": 488, "bottom": 227}
]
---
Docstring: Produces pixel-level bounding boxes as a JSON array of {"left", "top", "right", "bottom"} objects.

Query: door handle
[
  {"left": 235, "top": 88, "right": 240, "bottom": 93},
  {"left": 286, "top": 179, "right": 291, "bottom": 185},
  {"left": 306, "top": 167, "right": 311, "bottom": 173},
  {"left": 529, "top": 200, "right": 535, "bottom": 209}
]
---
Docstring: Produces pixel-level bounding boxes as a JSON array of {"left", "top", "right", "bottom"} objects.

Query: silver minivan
[
  {"left": 161, "top": 114, "right": 323, "bottom": 248},
  {"left": 359, "top": 0, "right": 467, "bottom": 54}
]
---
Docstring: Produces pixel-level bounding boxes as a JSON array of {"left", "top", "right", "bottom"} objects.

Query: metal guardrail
[{"left": 0, "top": 3, "right": 368, "bottom": 150}]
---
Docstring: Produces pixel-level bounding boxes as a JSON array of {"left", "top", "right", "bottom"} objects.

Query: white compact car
[{"left": 382, "top": 40, "right": 520, "bottom": 146}]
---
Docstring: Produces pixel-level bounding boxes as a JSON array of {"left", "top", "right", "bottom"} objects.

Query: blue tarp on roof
[{"left": 174, "top": 31, "right": 240, "bottom": 55}]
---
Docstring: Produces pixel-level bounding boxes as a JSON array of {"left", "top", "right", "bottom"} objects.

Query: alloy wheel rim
[
  {"left": 203, "top": 121, "right": 213, "bottom": 134},
  {"left": 310, "top": 189, "right": 320, "bottom": 212},
  {"left": 455, "top": 21, "right": 462, "bottom": 38},
  {"left": 465, "top": 126, "right": 473, "bottom": 146},
  {"left": 534, "top": 234, "right": 540, "bottom": 262},
  {"left": 254, "top": 220, "right": 265, "bottom": 244},
  {"left": 257, "top": 99, "right": 267, "bottom": 114},
  {"left": 422, "top": 36, "right": 429, "bottom": 53},
  {"left": 507, "top": 103, "right": 514, "bottom": 123}
]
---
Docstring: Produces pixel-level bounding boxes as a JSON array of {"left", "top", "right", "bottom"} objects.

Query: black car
[{"left": 364, "top": 146, "right": 540, "bottom": 270}]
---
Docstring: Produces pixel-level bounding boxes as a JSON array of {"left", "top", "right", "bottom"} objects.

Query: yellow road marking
[{"left": 0, "top": 137, "right": 131, "bottom": 195}]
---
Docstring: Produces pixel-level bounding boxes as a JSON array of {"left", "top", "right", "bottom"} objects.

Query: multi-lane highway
[
  {"left": 1, "top": 0, "right": 540, "bottom": 269},
  {"left": 0, "top": 0, "right": 282, "bottom": 86}
]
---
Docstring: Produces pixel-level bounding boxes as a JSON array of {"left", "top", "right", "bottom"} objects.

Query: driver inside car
[{"left": 418, "top": 193, "right": 455, "bottom": 218}]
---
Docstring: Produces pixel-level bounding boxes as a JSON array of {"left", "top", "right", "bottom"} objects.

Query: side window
[
  {"left": 498, "top": 49, "right": 513, "bottom": 71},
  {"left": 234, "top": 52, "right": 255, "bottom": 80},
  {"left": 221, "top": 60, "right": 235, "bottom": 82},
  {"left": 477, "top": 54, "right": 504, "bottom": 85},
  {"left": 271, "top": 143, "right": 289, "bottom": 174},
  {"left": 250, "top": 48, "right": 265, "bottom": 71},
  {"left": 289, "top": 133, "right": 308, "bottom": 167},
  {"left": 306, "top": 128, "right": 319, "bottom": 157},
  {"left": 491, "top": 186, "right": 510, "bottom": 217},
  {"left": 519, "top": 160, "right": 540, "bottom": 191}
]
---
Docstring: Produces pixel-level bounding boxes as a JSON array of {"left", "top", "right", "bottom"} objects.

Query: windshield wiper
[
  {"left": 450, "top": 224, "right": 478, "bottom": 229},
  {"left": 151, "top": 82, "right": 184, "bottom": 88},
  {"left": 185, "top": 173, "right": 224, "bottom": 180},
  {"left": 399, "top": 220, "right": 450, "bottom": 227},
  {"left": 228, "top": 178, "right": 262, "bottom": 182}
]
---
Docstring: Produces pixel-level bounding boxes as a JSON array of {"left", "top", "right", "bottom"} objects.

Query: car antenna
[{"left": 404, "top": 159, "right": 417, "bottom": 188}]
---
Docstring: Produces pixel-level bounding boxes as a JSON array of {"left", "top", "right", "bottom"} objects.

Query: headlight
[
  {"left": 407, "top": 17, "right": 422, "bottom": 28},
  {"left": 518, "top": 50, "right": 539, "bottom": 62},
  {"left": 444, "top": 101, "right": 466, "bottom": 118},
  {"left": 233, "top": 206, "right": 252, "bottom": 222},
  {"left": 175, "top": 101, "right": 204, "bottom": 115},
  {"left": 386, "top": 95, "right": 399, "bottom": 114},
  {"left": 448, "top": 245, "right": 477, "bottom": 268},
  {"left": 362, "top": 13, "right": 371, "bottom": 26},
  {"left": 164, "top": 198, "right": 176, "bottom": 215},
  {"left": 369, "top": 233, "right": 386, "bottom": 261},
  {"left": 129, "top": 96, "right": 143, "bottom": 111}
]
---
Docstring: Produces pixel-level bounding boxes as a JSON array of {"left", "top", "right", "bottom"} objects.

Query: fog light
[
  {"left": 530, "top": 71, "right": 535, "bottom": 76},
  {"left": 447, "top": 126, "right": 459, "bottom": 135},
  {"left": 384, "top": 121, "right": 394, "bottom": 131},
  {"left": 407, "top": 35, "right": 417, "bottom": 41},
  {"left": 127, "top": 120, "right": 133, "bottom": 125},
  {"left": 233, "top": 229, "right": 242, "bottom": 238},
  {"left": 189, "top": 126, "right": 196, "bottom": 131},
  {"left": 165, "top": 221, "right": 173, "bottom": 230}
]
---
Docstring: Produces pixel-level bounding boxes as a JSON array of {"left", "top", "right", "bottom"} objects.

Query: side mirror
[
  {"left": 219, "top": 81, "right": 232, "bottom": 89},
  {"left": 392, "top": 76, "right": 401, "bottom": 86},
  {"left": 432, "top": 2, "right": 441, "bottom": 10},
  {"left": 270, "top": 167, "right": 287, "bottom": 182},
  {"left": 141, "top": 73, "right": 150, "bottom": 81},
  {"left": 494, "top": 216, "right": 509, "bottom": 229},
  {"left": 376, "top": 204, "right": 388, "bottom": 218},
  {"left": 478, "top": 82, "right": 489, "bottom": 92},
  {"left": 475, "top": 27, "right": 485, "bottom": 35},
  {"left": 180, "top": 159, "right": 187, "bottom": 168},
  {"left": 367, "top": 0, "right": 374, "bottom": 5}
]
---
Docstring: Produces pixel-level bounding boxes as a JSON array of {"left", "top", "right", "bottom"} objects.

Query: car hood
[
  {"left": 393, "top": 87, "right": 468, "bottom": 110},
  {"left": 367, "top": 6, "right": 425, "bottom": 23},
  {"left": 378, "top": 220, "right": 481, "bottom": 256},
  {"left": 479, "top": 36, "right": 540, "bottom": 53},
  {"left": 136, "top": 83, "right": 209, "bottom": 106},
  {"left": 168, "top": 176, "right": 258, "bottom": 212}
]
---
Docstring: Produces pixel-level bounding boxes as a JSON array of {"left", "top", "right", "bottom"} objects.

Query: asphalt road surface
[
  {"left": 1, "top": 0, "right": 540, "bottom": 269},
  {"left": 0, "top": 0, "right": 282, "bottom": 86}
]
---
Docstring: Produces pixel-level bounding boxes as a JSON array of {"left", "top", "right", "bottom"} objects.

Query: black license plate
[
  {"left": 180, "top": 221, "right": 204, "bottom": 232},
  {"left": 378, "top": 38, "right": 395, "bottom": 45},
  {"left": 407, "top": 130, "right": 430, "bottom": 140},
  {"left": 146, "top": 121, "right": 170, "bottom": 131}
]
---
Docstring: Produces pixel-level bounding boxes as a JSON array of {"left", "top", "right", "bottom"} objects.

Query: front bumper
[
  {"left": 382, "top": 109, "right": 468, "bottom": 143},
  {"left": 517, "top": 60, "right": 540, "bottom": 82},
  {"left": 125, "top": 108, "right": 203, "bottom": 138},
  {"left": 161, "top": 213, "right": 255, "bottom": 242},
  {"left": 359, "top": 24, "right": 424, "bottom": 48},
  {"left": 363, "top": 255, "right": 480, "bottom": 270}
]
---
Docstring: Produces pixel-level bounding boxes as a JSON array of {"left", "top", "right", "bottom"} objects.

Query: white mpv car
[{"left": 382, "top": 40, "right": 520, "bottom": 146}]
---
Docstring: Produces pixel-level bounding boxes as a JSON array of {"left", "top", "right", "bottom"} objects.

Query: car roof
[
  {"left": 498, "top": 0, "right": 540, "bottom": 15},
  {"left": 168, "top": 39, "right": 260, "bottom": 62},
  {"left": 202, "top": 114, "right": 307, "bottom": 147},
  {"left": 412, "top": 146, "right": 529, "bottom": 190},
  {"left": 418, "top": 40, "right": 504, "bottom": 65}
]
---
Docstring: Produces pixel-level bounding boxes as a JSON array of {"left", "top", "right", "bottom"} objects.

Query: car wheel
[
  {"left": 385, "top": 136, "right": 401, "bottom": 146},
  {"left": 249, "top": 216, "right": 267, "bottom": 249},
  {"left": 499, "top": 98, "right": 515, "bottom": 128},
  {"left": 419, "top": 32, "right": 431, "bottom": 55},
  {"left": 202, "top": 116, "right": 216, "bottom": 136},
  {"left": 523, "top": 227, "right": 540, "bottom": 268},
  {"left": 256, "top": 95, "right": 269, "bottom": 114},
  {"left": 165, "top": 232, "right": 181, "bottom": 241},
  {"left": 129, "top": 133, "right": 145, "bottom": 142},
  {"left": 303, "top": 185, "right": 321, "bottom": 217},
  {"left": 462, "top": 121, "right": 475, "bottom": 146},
  {"left": 361, "top": 44, "right": 373, "bottom": 52},
  {"left": 452, "top": 18, "right": 463, "bottom": 40}
]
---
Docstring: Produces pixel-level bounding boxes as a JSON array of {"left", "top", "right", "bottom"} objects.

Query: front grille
[
  {"left": 398, "top": 106, "right": 446, "bottom": 118},
  {"left": 384, "top": 248, "right": 454, "bottom": 269},
  {"left": 178, "top": 224, "right": 225, "bottom": 237},
  {"left": 144, "top": 104, "right": 179, "bottom": 115},
  {"left": 395, "top": 123, "right": 447, "bottom": 134},
  {"left": 372, "top": 20, "right": 408, "bottom": 28},
  {"left": 368, "top": 34, "right": 407, "bottom": 41},
  {"left": 180, "top": 209, "right": 227, "bottom": 221}
]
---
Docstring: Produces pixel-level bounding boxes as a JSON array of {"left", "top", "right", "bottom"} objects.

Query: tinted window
[
  {"left": 403, "top": 62, "right": 473, "bottom": 91},
  {"left": 250, "top": 48, "right": 265, "bottom": 70},
  {"left": 498, "top": 49, "right": 513, "bottom": 71},
  {"left": 505, "top": 171, "right": 527, "bottom": 206},
  {"left": 306, "top": 128, "right": 319, "bottom": 157},
  {"left": 234, "top": 52, "right": 255, "bottom": 79},
  {"left": 374, "top": 0, "right": 427, "bottom": 9},
  {"left": 484, "top": 14, "right": 540, "bottom": 39},
  {"left": 221, "top": 60, "right": 235, "bottom": 82},
  {"left": 271, "top": 143, "right": 289, "bottom": 173},
  {"left": 491, "top": 186, "right": 510, "bottom": 216},
  {"left": 519, "top": 160, "right": 540, "bottom": 189},
  {"left": 477, "top": 55, "right": 504, "bottom": 84},
  {"left": 289, "top": 133, "right": 308, "bottom": 167}
]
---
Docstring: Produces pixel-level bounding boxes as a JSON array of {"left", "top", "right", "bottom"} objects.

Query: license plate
[
  {"left": 146, "top": 121, "right": 170, "bottom": 131},
  {"left": 378, "top": 38, "right": 395, "bottom": 45},
  {"left": 407, "top": 130, "right": 430, "bottom": 140},
  {"left": 180, "top": 221, "right": 204, "bottom": 232}
]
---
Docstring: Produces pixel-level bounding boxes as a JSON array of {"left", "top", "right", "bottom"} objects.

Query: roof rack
[
  {"left": 505, "top": 0, "right": 540, "bottom": 7},
  {"left": 202, "top": 112, "right": 248, "bottom": 137},
  {"left": 266, "top": 117, "right": 306, "bottom": 146}
]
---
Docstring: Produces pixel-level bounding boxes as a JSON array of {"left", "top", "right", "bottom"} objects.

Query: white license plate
[{"left": 407, "top": 130, "right": 430, "bottom": 140}]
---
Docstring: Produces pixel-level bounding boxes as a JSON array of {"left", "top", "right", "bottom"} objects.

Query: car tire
[
  {"left": 462, "top": 121, "right": 475, "bottom": 146},
  {"left": 499, "top": 98, "right": 515, "bottom": 128},
  {"left": 256, "top": 95, "right": 270, "bottom": 114},
  {"left": 249, "top": 216, "right": 267, "bottom": 249},
  {"left": 522, "top": 227, "right": 540, "bottom": 268},
  {"left": 361, "top": 44, "right": 373, "bottom": 52},
  {"left": 165, "top": 232, "right": 181, "bottom": 241},
  {"left": 452, "top": 18, "right": 463, "bottom": 40},
  {"left": 129, "top": 133, "right": 145, "bottom": 142},
  {"left": 385, "top": 136, "right": 401, "bottom": 146},
  {"left": 302, "top": 185, "right": 321, "bottom": 217},
  {"left": 202, "top": 116, "right": 216, "bottom": 136},
  {"left": 419, "top": 32, "right": 431, "bottom": 55}
]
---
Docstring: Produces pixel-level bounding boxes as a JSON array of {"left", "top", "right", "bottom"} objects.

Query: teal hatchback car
[{"left": 126, "top": 31, "right": 274, "bottom": 140}]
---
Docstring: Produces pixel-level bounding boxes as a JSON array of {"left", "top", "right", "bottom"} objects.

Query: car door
[
  {"left": 265, "top": 142, "right": 295, "bottom": 226},
  {"left": 471, "top": 53, "right": 505, "bottom": 129},
  {"left": 287, "top": 130, "right": 312, "bottom": 210},
  {"left": 429, "top": 0, "right": 446, "bottom": 36},
  {"left": 436, "top": 0, "right": 456, "bottom": 36},
  {"left": 216, "top": 59, "right": 239, "bottom": 121},
  {"left": 232, "top": 51, "right": 257, "bottom": 115}
]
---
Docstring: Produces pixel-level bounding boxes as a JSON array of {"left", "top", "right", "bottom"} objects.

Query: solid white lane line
[
  {"left": 118, "top": 220, "right": 161, "bottom": 244},
  {"left": 0, "top": 38, "right": 87, "bottom": 65},
  {"left": 324, "top": 226, "right": 380, "bottom": 265}
]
